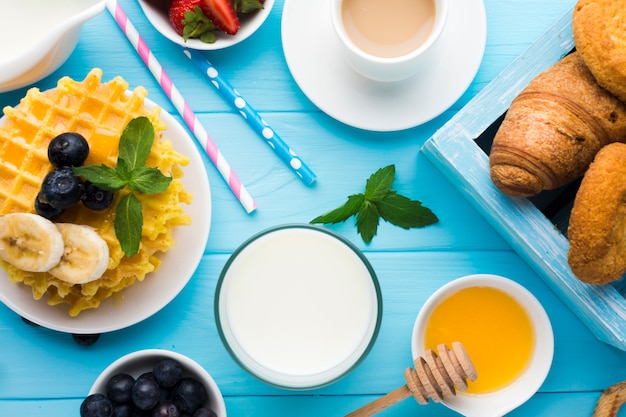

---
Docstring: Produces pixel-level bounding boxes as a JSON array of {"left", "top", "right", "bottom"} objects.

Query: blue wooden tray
[{"left": 421, "top": 6, "right": 626, "bottom": 351}]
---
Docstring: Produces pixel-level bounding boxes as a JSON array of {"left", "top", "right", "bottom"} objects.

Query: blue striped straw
[{"left": 182, "top": 48, "right": 317, "bottom": 186}]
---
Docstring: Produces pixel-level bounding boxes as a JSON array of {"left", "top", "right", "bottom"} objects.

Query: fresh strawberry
[
  {"left": 168, "top": 0, "right": 218, "bottom": 43},
  {"left": 199, "top": 0, "right": 240, "bottom": 35}
]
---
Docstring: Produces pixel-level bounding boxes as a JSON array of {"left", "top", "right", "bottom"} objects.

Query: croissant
[{"left": 489, "top": 52, "right": 626, "bottom": 197}]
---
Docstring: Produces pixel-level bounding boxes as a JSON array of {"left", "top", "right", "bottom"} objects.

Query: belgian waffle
[{"left": 0, "top": 68, "right": 192, "bottom": 316}]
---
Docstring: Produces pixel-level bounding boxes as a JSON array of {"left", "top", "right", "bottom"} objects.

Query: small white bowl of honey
[{"left": 411, "top": 274, "right": 553, "bottom": 417}]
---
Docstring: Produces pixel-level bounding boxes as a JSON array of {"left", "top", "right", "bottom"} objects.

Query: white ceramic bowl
[
  {"left": 0, "top": 0, "right": 105, "bottom": 92},
  {"left": 89, "top": 349, "right": 227, "bottom": 416},
  {"left": 411, "top": 274, "right": 554, "bottom": 417},
  {"left": 215, "top": 224, "right": 382, "bottom": 390},
  {"left": 138, "top": 0, "right": 274, "bottom": 50}
]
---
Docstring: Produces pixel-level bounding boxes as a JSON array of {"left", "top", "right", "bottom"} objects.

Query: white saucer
[{"left": 281, "top": 0, "right": 487, "bottom": 132}]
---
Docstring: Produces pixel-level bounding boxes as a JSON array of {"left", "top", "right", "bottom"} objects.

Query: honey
[{"left": 423, "top": 286, "right": 535, "bottom": 394}]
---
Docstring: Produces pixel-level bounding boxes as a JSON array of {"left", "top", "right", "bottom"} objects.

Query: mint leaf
[
  {"left": 311, "top": 194, "right": 365, "bottom": 224},
  {"left": 129, "top": 167, "right": 172, "bottom": 194},
  {"left": 364, "top": 165, "right": 395, "bottom": 201},
  {"left": 114, "top": 193, "right": 143, "bottom": 257},
  {"left": 118, "top": 116, "right": 154, "bottom": 171},
  {"left": 376, "top": 192, "right": 439, "bottom": 229},
  {"left": 73, "top": 117, "right": 174, "bottom": 257},
  {"left": 310, "top": 164, "right": 438, "bottom": 244},
  {"left": 72, "top": 165, "right": 126, "bottom": 191},
  {"left": 115, "top": 158, "right": 133, "bottom": 183},
  {"left": 356, "top": 200, "right": 380, "bottom": 244}
]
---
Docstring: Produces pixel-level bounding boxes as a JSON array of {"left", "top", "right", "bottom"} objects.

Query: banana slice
[
  {"left": 0, "top": 213, "right": 65, "bottom": 272},
  {"left": 48, "top": 223, "right": 109, "bottom": 284}
]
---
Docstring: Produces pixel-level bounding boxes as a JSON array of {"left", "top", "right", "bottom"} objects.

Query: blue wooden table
[{"left": 3, "top": 0, "right": 626, "bottom": 415}]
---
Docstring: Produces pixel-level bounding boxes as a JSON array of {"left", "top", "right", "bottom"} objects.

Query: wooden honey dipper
[{"left": 345, "top": 342, "right": 477, "bottom": 417}]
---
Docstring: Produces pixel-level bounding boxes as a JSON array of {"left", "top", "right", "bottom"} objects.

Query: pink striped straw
[{"left": 105, "top": 0, "right": 257, "bottom": 213}]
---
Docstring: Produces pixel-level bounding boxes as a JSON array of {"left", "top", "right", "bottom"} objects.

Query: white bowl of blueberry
[{"left": 82, "top": 349, "right": 226, "bottom": 417}]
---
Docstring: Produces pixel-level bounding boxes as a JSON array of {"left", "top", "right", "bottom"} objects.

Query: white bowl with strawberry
[{"left": 138, "top": 0, "right": 273, "bottom": 50}]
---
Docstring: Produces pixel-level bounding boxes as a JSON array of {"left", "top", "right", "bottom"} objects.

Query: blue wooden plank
[{"left": 0, "top": 392, "right": 611, "bottom": 417}]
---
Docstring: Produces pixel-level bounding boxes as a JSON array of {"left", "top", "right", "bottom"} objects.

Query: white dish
[
  {"left": 0, "top": 98, "right": 211, "bottom": 334},
  {"left": 138, "top": 0, "right": 274, "bottom": 50},
  {"left": 281, "top": 0, "right": 487, "bottom": 132},
  {"left": 411, "top": 274, "right": 554, "bottom": 417}
]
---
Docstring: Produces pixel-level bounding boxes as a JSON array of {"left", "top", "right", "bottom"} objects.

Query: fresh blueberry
[
  {"left": 41, "top": 166, "right": 84, "bottom": 209},
  {"left": 34, "top": 191, "right": 65, "bottom": 219},
  {"left": 48, "top": 132, "right": 89, "bottom": 167},
  {"left": 106, "top": 373, "right": 136, "bottom": 405},
  {"left": 151, "top": 401, "right": 180, "bottom": 417},
  {"left": 153, "top": 359, "right": 183, "bottom": 388},
  {"left": 192, "top": 408, "right": 217, "bottom": 417},
  {"left": 80, "top": 393, "right": 113, "bottom": 417},
  {"left": 159, "top": 385, "right": 173, "bottom": 403},
  {"left": 132, "top": 375, "right": 160, "bottom": 410},
  {"left": 112, "top": 402, "right": 135, "bottom": 417},
  {"left": 173, "top": 377, "right": 207, "bottom": 413},
  {"left": 137, "top": 372, "right": 156, "bottom": 383},
  {"left": 131, "top": 408, "right": 152, "bottom": 417},
  {"left": 81, "top": 181, "right": 115, "bottom": 211}
]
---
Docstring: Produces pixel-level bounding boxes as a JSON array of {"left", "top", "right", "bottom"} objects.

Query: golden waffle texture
[{"left": 0, "top": 68, "right": 192, "bottom": 316}]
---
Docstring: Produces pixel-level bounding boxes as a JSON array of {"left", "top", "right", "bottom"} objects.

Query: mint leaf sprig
[
  {"left": 311, "top": 165, "right": 438, "bottom": 244},
  {"left": 73, "top": 116, "right": 172, "bottom": 257}
]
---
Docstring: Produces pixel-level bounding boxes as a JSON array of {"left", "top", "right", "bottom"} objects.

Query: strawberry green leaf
[
  {"left": 310, "top": 194, "right": 365, "bottom": 225},
  {"left": 375, "top": 192, "right": 439, "bottom": 229},
  {"left": 199, "top": 30, "right": 217, "bottom": 44},
  {"left": 114, "top": 193, "right": 143, "bottom": 257},
  {"left": 364, "top": 165, "right": 395, "bottom": 201},
  {"left": 233, "top": 0, "right": 264, "bottom": 13},
  {"left": 183, "top": 7, "right": 218, "bottom": 42}
]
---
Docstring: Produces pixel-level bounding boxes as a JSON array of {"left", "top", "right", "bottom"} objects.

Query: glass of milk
[{"left": 215, "top": 224, "right": 382, "bottom": 390}]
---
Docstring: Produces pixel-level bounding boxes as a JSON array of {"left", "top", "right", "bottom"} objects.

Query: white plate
[
  {"left": 0, "top": 98, "right": 212, "bottom": 334},
  {"left": 281, "top": 0, "right": 487, "bottom": 132},
  {"left": 138, "top": 0, "right": 274, "bottom": 50}
]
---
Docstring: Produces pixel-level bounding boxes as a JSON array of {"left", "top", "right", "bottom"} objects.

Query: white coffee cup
[{"left": 330, "top": 0, "right": 448, "bottom": 82}]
